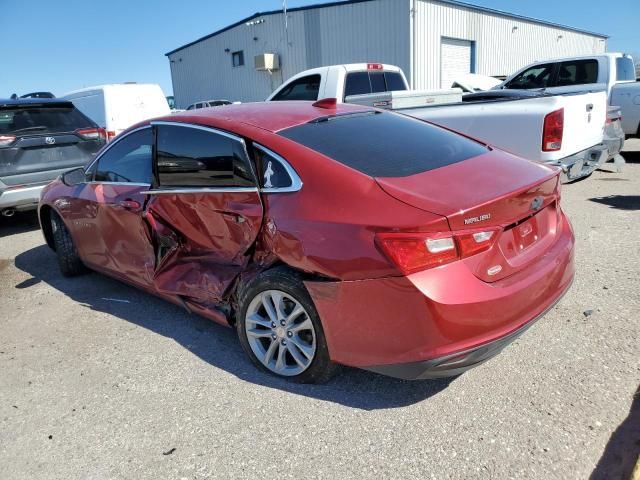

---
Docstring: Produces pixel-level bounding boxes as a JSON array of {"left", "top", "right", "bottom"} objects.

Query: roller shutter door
[{"left": 440, "top": 38, "right": 472, "bottom": 89}]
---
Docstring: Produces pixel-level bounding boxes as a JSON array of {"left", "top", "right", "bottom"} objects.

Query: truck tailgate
[{"left": 401, "top": 90, "right": 607, "bottom": 162}]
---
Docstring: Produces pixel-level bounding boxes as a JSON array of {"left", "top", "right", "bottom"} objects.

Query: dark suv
[{"left": 0, "top": 98, "right": 106, "bottom": 216}]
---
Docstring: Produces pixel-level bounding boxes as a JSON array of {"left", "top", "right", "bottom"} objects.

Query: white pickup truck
[
  {"left": 267, "top": 63, "right": 609, "bottom": 182},
  {"left": 497, "top": 53, "right": 640, "bottom": 137}
]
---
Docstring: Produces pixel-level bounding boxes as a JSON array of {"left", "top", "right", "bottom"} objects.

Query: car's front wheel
[
  {"left": 50, "top": 212, "right": 87, "bottom": 277},
  {"left": 236, "top": 268, "right": 337, "bottom": 383}
]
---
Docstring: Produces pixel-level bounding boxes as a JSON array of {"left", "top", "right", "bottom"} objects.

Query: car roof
[
  {"left": 0, "top": 98, "right": 73, "bottom": 108},
  {"left": 157, "top": 101, "right": 375, "bottom": 133}
]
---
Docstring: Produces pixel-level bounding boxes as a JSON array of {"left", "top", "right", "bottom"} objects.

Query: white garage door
[{"left": 440, "top": 38, "right": 472, "bottom": 89}]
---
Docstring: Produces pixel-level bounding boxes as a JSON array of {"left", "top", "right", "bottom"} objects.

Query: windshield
[
  {"left": 0, "top": 105, "right": 94, "bottom": 135},
  {"left": 279, "top": 111, "right": 488, "bottom": 177}
]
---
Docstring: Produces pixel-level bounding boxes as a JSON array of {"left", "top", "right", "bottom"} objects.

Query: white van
[{"left": 62, "top": 83, "right": 170, "bottom": 141}]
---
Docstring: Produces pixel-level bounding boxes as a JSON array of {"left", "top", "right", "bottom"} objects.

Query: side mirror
[{"left": 62, "top": 167, "right": 87, "bottom": 187}]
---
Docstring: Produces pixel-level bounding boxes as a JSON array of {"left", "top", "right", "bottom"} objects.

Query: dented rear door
[{"left": 146, "top": 123, "right": 263, "bottom": 306}]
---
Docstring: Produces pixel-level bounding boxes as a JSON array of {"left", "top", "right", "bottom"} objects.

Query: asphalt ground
[{"left": 1, "top": 142, "right": 639, "bottom": 479}]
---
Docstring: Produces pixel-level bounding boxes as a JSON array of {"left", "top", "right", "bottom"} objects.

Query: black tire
[
  {"left": 236, "top": 267, "right": 338, "bottom": 384},
  {"left": 50, "top": 212, "right": 87, "bottom": 277}
]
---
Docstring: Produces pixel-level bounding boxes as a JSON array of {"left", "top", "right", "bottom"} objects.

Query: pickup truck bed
[
  {"left": 267, "top": 63, "right": 610, "bottom": 182},
  {"left": 402, "top": 89, "right": 608, "bottom": 181}
]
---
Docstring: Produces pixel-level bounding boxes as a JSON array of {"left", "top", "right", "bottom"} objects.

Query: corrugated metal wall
[
  {"left": 411, "top": 0, "right": 607, "bottom": 90},
  {"left": 311, "top": 0, "right": 410, "bottom": 72},
  {"left": 168, "top": 0, "right": 607, "bottom": 106},
  {"left": 168, "top": 0, "right": 409, "bottom": 107},
  {"left": 168, "top": 12, "right": 308, "bottom": 107}
]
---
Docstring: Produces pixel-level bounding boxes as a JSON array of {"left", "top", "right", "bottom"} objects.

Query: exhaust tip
[{"left": 1, "top": 208, "right": 16, "bottom": 217}]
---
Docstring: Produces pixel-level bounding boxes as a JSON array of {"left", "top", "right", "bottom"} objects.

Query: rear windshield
[
  {"left": 344, "top": 71, "right": 407, "bottom": 98},
  {"left": 0, "top": 105, "right": 95, "bottom": 135},
  {"left": 279, "top": 111, "right": 488, "bottom": 177},
  {"left": 616, "top": 57, "right": 636, "bottom": 81}
]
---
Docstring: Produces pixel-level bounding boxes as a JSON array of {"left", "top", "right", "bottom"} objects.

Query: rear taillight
[
  {"left": 75, "top": 127, "right": 107, "bottom": 141},
  {"left": 106, "top": 130, "right": 116, "bottom": 141},
  {"left": 0, "top": 135, "right": 16, "bottom": 147},
  {"left": 376, "top": 229, "right": 498, "bottom": 274},
  {"left": 542, "top": 108, "right": 563, "bottom": 152}
]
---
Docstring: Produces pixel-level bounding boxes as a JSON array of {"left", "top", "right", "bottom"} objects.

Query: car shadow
[
  {"left": 590, "top": 385, "right": 640, "bottom": 480},
  {"left": 13, "top": 245, "right": 454, "bottom": 410},
  {"left": 588, "top": 195, "right": 640, "bottom": 211},
  {"left": 0, "top": 211, "right": 41, "bottom": 238}
]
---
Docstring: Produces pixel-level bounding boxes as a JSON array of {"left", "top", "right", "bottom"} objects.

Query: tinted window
[
  {"left": 254, "top": 147, "right": 292, "bottom": 189},
  {"left": 370, "top": 72, "right": 386, "bottom": 93},
  {"left": 556, "top": 60, "right": 598, "bottom": 86},
  {"left": 345, "top": 71, "right": 408, "bottom": 98},
  {"left": 0, "top": 105, "right": 94, "bottom": 135},
  {"left": 186, "top": 104, "right": 195, "bottom": 110},
  {"left": 272, "top": 75, "right": 321, "bottom": 101},
  {"left": 507, "top": 64, "right": 554, "bottom": 89},
  {"left": 279, "top": 111, "right": 488, "bottom": 177},
  {"left": 156, "top": 125, "right": 254, "bottom": 188},
  {"left": 232, "top": 50, "right": 244, "bottom": 67},
  {"left": 616, "top": 57, "right": 636, "bottom": 81},
  {"left": 385, "top": 72, "right": 407, "bottom": 91},
  {"left": 94, "top": 128, "right": 152, "bottom": 183},
  {"left": 344, "top": 72, "right": 371, "bottom": 97}
]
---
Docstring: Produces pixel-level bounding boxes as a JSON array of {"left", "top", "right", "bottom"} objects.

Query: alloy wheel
[{"left": 244, "top": 289, "right": 317, "bottom": 376}]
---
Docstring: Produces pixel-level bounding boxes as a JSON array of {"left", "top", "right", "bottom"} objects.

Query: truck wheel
[
  {"left": 50, "top": 212, "right": 87, "bottom": 277},
  {"left": 236, "top": 267, "right": 338, "bottom": 383}
]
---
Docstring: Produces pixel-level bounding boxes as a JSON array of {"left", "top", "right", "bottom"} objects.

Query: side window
[
  {"left": 272, "top": 75, "right": 321, "bottom": 101},
  {"left": 384, "top": 72, "right": 407, "bottom": 91},
  {"left": 506, "top": 64, "right": 555, "bottom": 89},
  {"left": 232, "top": 50, "right": 244, "bottom": 67},
  {"left": 156, "top": 124, "right": 255, "bottom": 188},
  {"left": 186, "top": 104, "right": 195, "bottom": 110},
  {"left": 555, "top": 60, "right": 598, "bottom": 86},
  {"left": 344, "top": 72, "right": 371, "bottom": 97},
  {"left": 94, "top": 128, "right": 152, "bottom": 184},
  {"left": 254, "top": 147, "right": 292, "bottom": 190}
]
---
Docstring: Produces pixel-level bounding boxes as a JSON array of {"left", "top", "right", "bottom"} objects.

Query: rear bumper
[
  {"left": 305, "top": 210, "right": 575, "bottom": 377},
  {"left": 547, "top": 144, "right": 608, "bottom": 182},
  {"left": 0, "top": 183, "right": 47, "bottom": 211},
  {"left": 364, "top": 279, "right": 571, "bottom": 379}
]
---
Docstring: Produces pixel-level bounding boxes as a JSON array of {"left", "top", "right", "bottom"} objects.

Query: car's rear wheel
[
  {"left": 236, "top": 268, "right": 337, "bottom": 383},
  {"left": 50, "top": 212, "right": 87, "bottom": 277}
]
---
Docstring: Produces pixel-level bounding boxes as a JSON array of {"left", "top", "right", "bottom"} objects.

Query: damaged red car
[{"left": 39, "top": 101, "right": 574, "bottom": 383}]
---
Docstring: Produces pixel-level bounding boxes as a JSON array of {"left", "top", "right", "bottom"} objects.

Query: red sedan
[{"left": 38, "top": 100, "right": 574, "bottom": 383}]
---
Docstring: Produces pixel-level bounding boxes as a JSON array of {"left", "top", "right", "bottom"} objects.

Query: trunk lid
[{"left": 375, "top": 150, "right": 561, "bottom": 282}]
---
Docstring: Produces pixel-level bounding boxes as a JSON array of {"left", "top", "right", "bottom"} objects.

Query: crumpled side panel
[{"left": 145, "top": 191, "right": 263, "bottom": 305}]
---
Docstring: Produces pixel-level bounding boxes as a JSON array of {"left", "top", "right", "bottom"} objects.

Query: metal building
[{"left": 166, "top": 0, "right": 607, "bottom": 108}]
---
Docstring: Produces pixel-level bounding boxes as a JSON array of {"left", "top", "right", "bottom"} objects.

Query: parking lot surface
[{"left": 1, "top": 147, "right": 639, "bottom": 479}]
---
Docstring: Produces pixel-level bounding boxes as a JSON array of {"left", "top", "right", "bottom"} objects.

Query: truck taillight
[
  {"left": 75, "top": 127, "right": 107, "bottom": 141},
  {"left": 376, "top": 229, "right": 498, "bottom": 274},
  {"left": 542, "top": 108, "right": 563, "bottom": 152},
  {"left": 367, "top": 63, "right": 383, "bottom": 70},
  {"left": 0, "top": 135, "right": 16, "bottom": 147},
  {"left": 106, "top": 130, "right": 116, "bottom": 141}
]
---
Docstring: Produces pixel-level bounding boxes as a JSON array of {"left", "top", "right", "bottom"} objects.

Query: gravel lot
[{"left": 1, "top": 143, "right": 639, "bottom": 480}]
